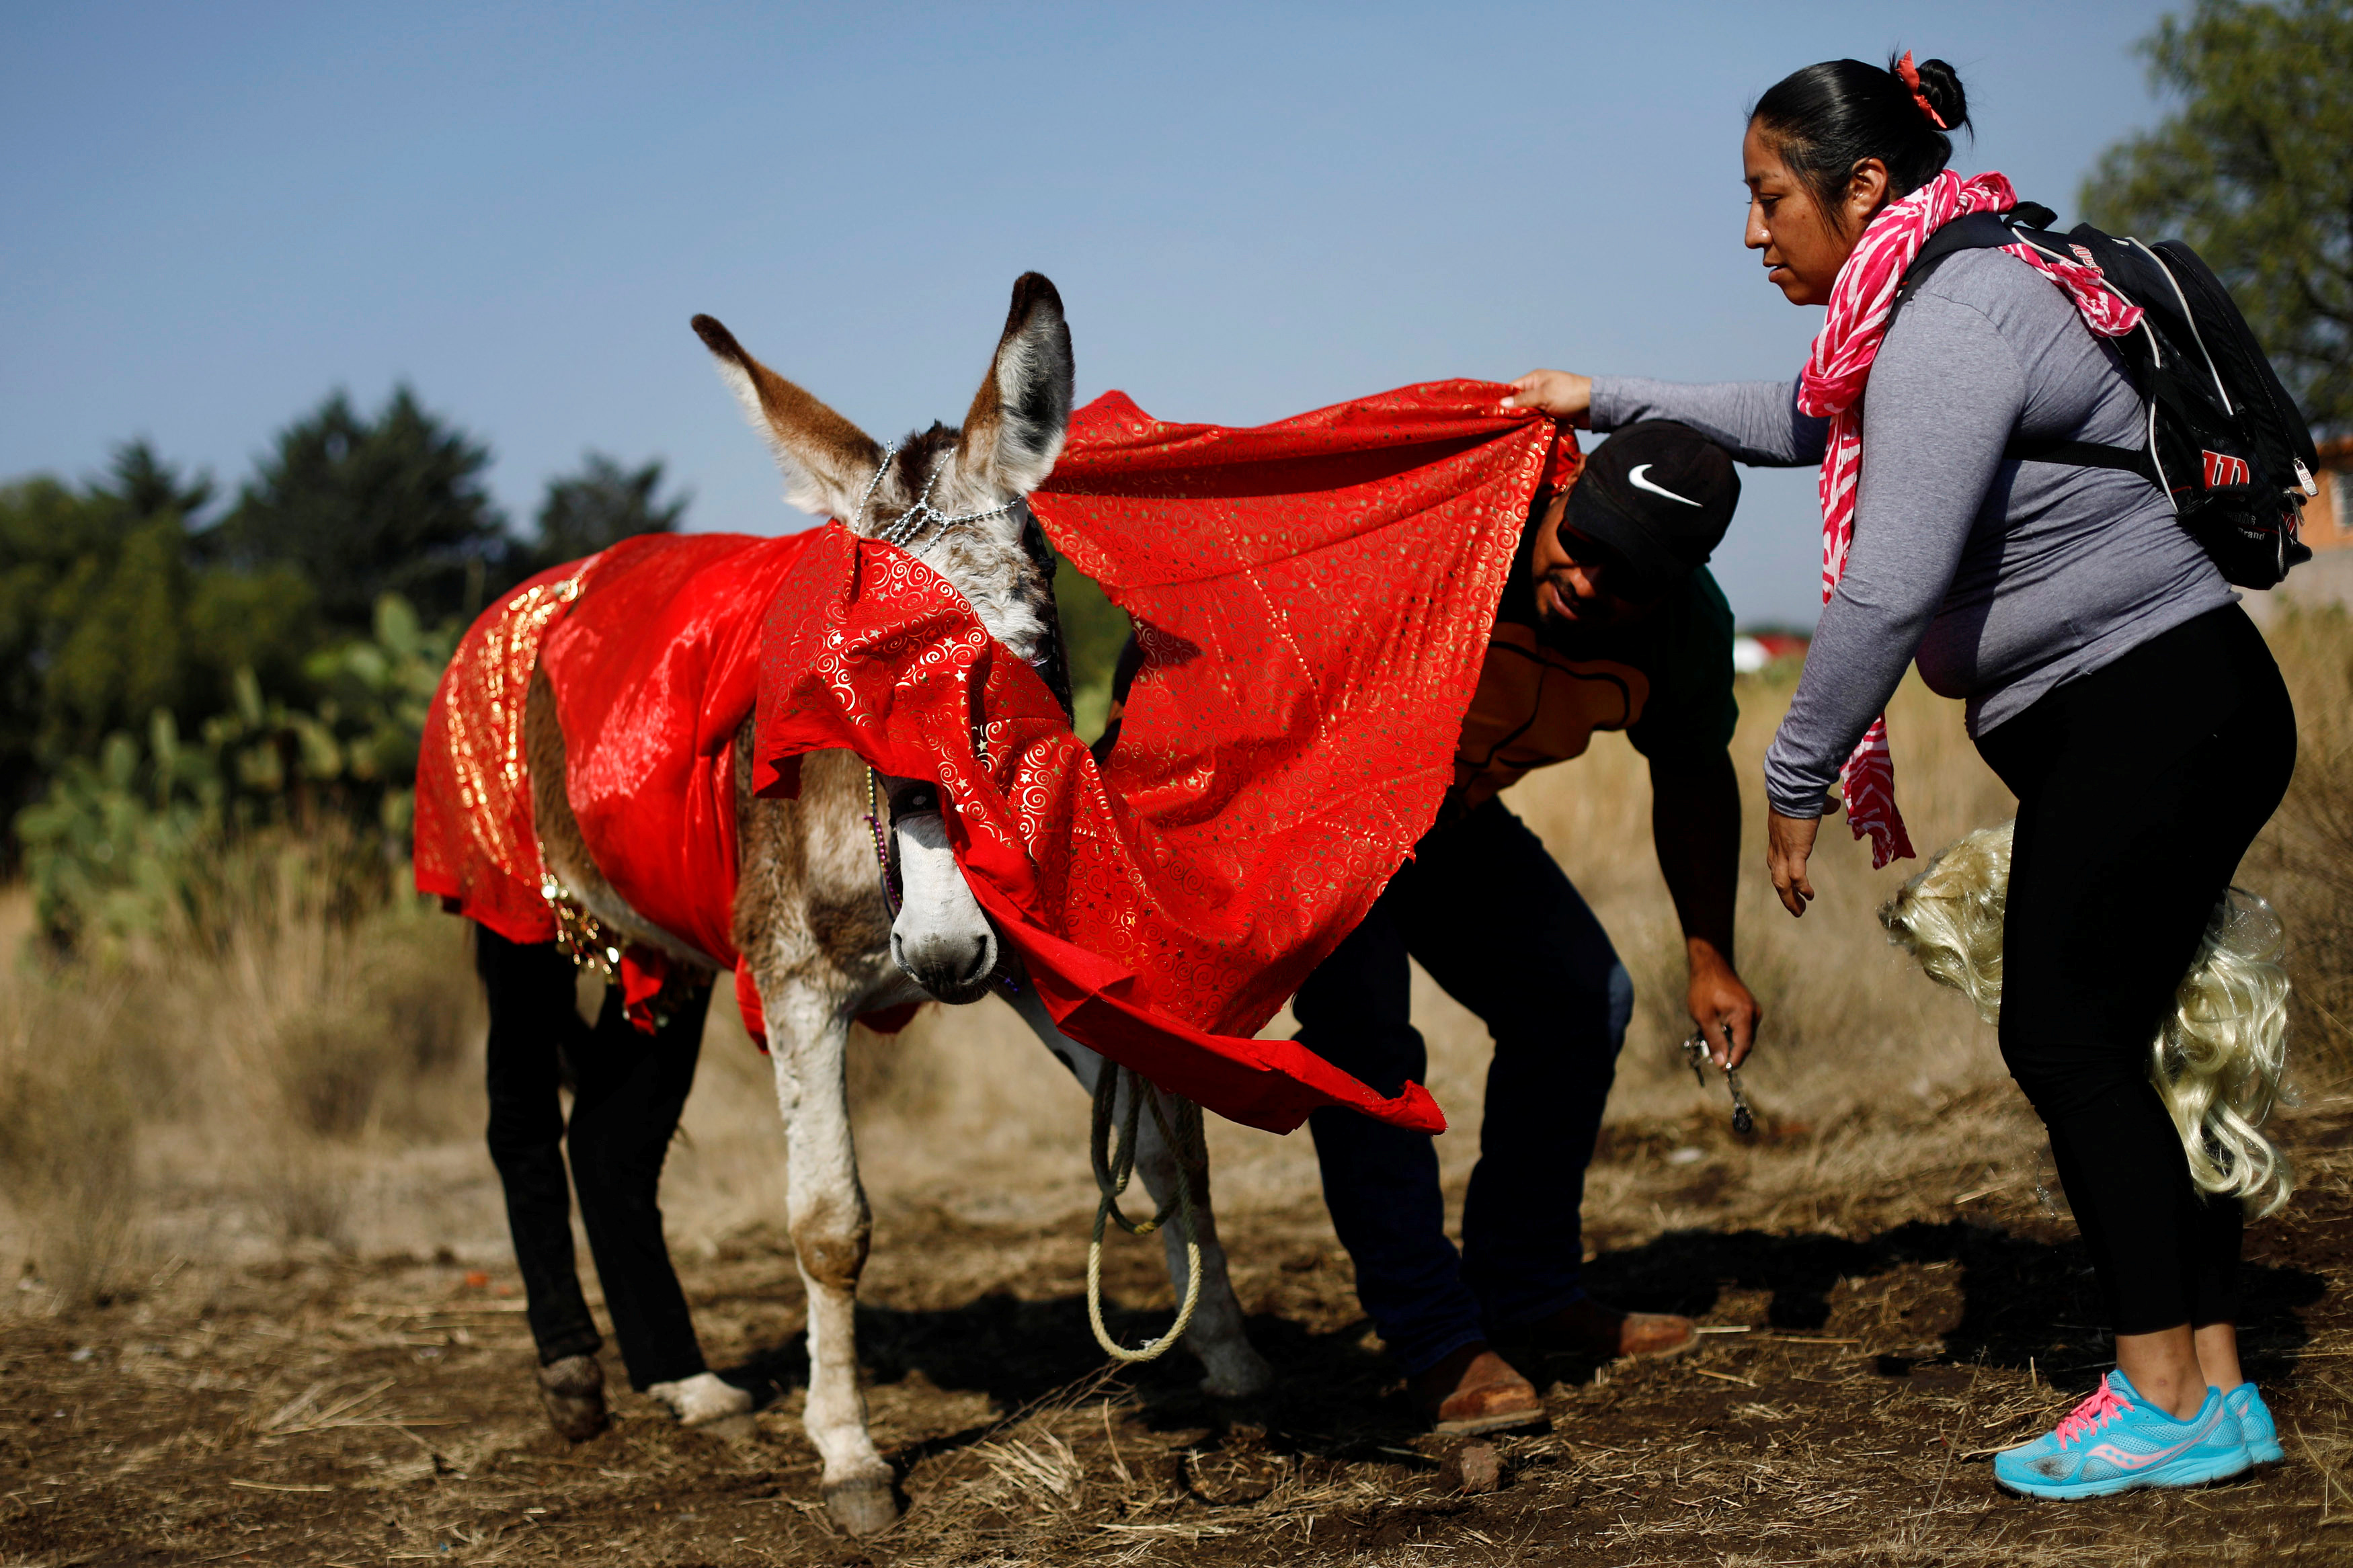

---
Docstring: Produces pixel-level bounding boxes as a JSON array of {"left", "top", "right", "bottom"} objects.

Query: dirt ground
[{"left": 7, "top": 1080, "right": 2352, "bottom": 1567}]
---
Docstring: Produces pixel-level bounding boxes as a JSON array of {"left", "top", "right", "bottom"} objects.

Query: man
[{"left": 1293, "top": 419, "right": 1761, "bottom": 1434}]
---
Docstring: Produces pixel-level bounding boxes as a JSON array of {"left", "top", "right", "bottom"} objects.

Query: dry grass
[
  {"left": 0, "top": 971, "right": 143, "bottom": 1310},
  {"left": 0, "top": 840, "right": 483, "bottom": 1307},
  {"left": 2244, "top": 603, "right": 2353, "bottom": 1077}
]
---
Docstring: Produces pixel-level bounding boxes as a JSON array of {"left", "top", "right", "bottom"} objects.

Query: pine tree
[
  {"left": 210, "top": 387, "right": 508, "bottom": 628},
  {"left": 507, "top": 452, "right": 688, "bottom": 583}
]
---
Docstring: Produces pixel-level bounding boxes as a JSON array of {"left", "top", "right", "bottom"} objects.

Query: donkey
[{"left": 516, "top": 275, "right": 1269, "bottom": 1534}]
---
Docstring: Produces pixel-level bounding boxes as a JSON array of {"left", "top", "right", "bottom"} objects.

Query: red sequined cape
[{"left": 756, "top": 382, "right": 1577, "bottom": 1134}]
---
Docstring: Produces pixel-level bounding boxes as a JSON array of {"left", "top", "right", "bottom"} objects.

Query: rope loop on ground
[{"left": 1084, "top": 1063, "right": 1205, "bottom": 1363}]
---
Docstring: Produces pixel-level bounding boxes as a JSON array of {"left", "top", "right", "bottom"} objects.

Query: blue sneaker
[
  {"left": 2226, "top": 1383, "right": 2286, "bottom": 1464},
  {"left": 1995, "top": 1371, "right": 2250, "bottom": 1499}
]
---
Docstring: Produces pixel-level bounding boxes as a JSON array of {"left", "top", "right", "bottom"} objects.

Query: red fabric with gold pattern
[
  {"left": 534, "top": 531, "right": 822, "bottom": 971},
  {"left": 416, "top": 531, "right": 853, "bottom": 1041},
  {"left": 414, "top": 559, "right": 598, "bottom": 944},
  {"left": 754, "top": 381, "right": 1574, "bottom": 1135}
]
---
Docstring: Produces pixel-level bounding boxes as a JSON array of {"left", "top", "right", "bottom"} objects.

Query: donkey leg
[
  {"left": 1123, "top": 1079, "right": 1274, "bottom": 1399},
  {"left": 1007, "top": 990, "right": 1273, "bottom": 1399},
  {"left": 766, "top": 985, "right": 896, "bottom": 1534}
]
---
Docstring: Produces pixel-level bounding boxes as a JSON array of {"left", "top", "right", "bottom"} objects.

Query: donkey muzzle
[{"left": 887, "top": 812, "right": 1000, "bottom": 1003}]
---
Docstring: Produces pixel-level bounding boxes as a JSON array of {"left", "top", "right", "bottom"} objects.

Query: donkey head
[{"left": 692, "top": 274, "right": 1077, "bottom": 1003}]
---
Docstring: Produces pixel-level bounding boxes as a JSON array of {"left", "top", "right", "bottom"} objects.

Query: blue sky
[{"left": 3, "top": 1, "right": 2178, "bottom": 626}]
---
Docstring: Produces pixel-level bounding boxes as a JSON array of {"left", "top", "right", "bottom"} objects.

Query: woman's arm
[
  {"left": 1762, "top": 295, "right": 2028, "bottom": 823},
  {"left": 1593, "top": 377, "right": 1827, "bottom": 467},
  {"left": 1505, "top": 372, "right": 1825, "bottom": 466}
]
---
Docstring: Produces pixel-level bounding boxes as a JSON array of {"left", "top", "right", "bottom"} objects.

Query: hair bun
[
  {"left": 1753, "top": 55, "right": 1966, "bottom": 216},
  {"left": 1909, "top": 56, "right": 1969, "bottom": 133}
]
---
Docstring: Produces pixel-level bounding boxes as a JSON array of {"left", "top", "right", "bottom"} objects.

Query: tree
[
  {"left": 0, "top": 444, "right": 315, "bottom": 845},
  {"left": 505, "top": 452, "right": 688, "bottom": 583},
  {"left": 17, "top": 595, "right": 458, "bottom": 954},
  {"left": 209, "top": 387, "right": 508, "bottom": 628},
  {"left": 2081, "top": 0, "right": 2353, "bottom": 435},
  {"left": 102, "top": 440, "right": 213, "bottom": 522},
  {"left": 0, "top": 475, "right": 103, "bottom": 824}
]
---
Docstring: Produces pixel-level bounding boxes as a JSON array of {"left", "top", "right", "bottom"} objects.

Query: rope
[{"left": 1084, "top": 1063, "right": 1205, "bottom": 1363}]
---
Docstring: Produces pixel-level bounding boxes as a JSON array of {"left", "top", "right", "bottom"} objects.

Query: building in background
[
  {"left": 2301, "top": 436, "right": 2353, "bottom": 550},
  {"left": 2247, "top": 435, "right": 2353, "bottom": 622}
]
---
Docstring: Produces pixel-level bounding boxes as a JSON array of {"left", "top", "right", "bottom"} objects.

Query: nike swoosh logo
[{"left": 1628, "top": 464, "right": 1703, "bottom": 507}]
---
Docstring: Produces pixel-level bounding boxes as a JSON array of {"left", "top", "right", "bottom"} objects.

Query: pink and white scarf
[{"left": 1796, "top": 169, "right": 2143, "bottom": 867}]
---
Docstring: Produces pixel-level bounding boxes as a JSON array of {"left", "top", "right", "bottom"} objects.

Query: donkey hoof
[
  {"left": 1199, "top": 1348, "right": 1275, "bottom": 1401},
  {"left": 534, "top": 1353, "right": 608, "bottom": 1442},
  {"left": 824, "top": 1477, "right": 900, "bottom": 1536}
]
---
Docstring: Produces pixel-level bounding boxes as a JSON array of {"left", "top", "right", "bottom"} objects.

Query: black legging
[
  {"left": 477, "top": 927, "right": 714, "bottom": 1389},
  {"left": 1975, "top": 604, "right": 2295, "bottom": 1337}
]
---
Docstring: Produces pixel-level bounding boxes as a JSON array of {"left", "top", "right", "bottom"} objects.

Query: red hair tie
[{"left": 1895, "top": 51, "right": 1948, "bottom": 130}]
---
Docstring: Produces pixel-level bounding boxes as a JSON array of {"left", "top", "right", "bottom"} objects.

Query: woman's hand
[
  {"left": 1765, "top": 809, "right": 1820, "bottom": 918},
  {"left": 1501, "top": 370, "right": 1593, "bottom": 427}
]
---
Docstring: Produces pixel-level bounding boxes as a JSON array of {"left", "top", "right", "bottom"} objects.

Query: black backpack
[{"left": 1895, "top": 201, "right": 2323, "bottom": 588}]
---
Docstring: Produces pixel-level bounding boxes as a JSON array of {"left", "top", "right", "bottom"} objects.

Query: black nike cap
[{"left": 1560, "top": 420, "right": 1740, "bottom": 592}]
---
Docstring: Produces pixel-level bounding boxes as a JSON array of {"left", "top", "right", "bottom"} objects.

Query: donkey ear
[
  {"left": 692, "top": 315, "right": 881, "bottom": 518},
  {"left": 957, "top": 273, "right": 1074, "bottom": 497}
]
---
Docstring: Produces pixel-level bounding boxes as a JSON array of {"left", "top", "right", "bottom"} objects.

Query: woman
[{"left": 1505, "top": 53, "right": 2297, "bottom": 1499}]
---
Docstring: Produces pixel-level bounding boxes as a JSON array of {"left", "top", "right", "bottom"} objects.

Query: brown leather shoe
[
  {"left": 1407, "top": 1344, "right": 1546, "bottom": 1437},
  {"left": 1536, "top": 1296, "right": 1697, "bottom": 1361}
]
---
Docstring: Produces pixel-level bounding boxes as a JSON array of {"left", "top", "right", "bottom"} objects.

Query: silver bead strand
[
  {"left": 848, "top": 440, "right": 1023, "bottom": 554},
  {"left": 848, "top": 442, "right": 899, "bottom": 532}
]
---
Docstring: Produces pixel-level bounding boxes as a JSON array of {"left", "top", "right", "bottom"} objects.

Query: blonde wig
[{"left": 1878, "top": 821, "right": 2292, "bottom": 1217}]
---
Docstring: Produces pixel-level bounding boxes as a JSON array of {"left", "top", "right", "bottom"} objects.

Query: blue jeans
[{"left": 1295, "top": 796, "right": 1634, "bottom": 1374}]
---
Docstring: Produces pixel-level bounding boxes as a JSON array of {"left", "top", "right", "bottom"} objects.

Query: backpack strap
[
  {"left": 2003, "top": 436, "right": 2158, "bottom": 484},
  {"left": 1892, "top": 202, "right": 2059, "bottom": 306}
]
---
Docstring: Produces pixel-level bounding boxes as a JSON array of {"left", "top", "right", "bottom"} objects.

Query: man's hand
[
  {"left": 1501, "top": 370, "right": 1593, "bottom": 427},
  {"left": 1687, "top": 942, "right": 1761, "bottom": 1068},
  {"left": 1766, "top": 809, "right": 1820, "bottom": 917},
  {"left": 1652, "top": 753, "right": 1759, "bottom": 1068}
]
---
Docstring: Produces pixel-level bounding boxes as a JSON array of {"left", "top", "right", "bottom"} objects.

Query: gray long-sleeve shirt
[{"left": 1592, "top": 247, "right": 2233, "bottom": 819}]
